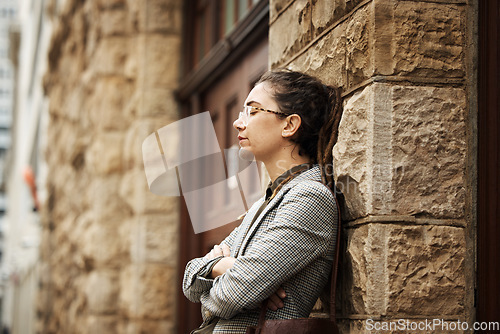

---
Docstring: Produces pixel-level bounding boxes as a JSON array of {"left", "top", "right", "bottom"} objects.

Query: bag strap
[
  {"left": 255, "top": 302, "right": 267, "bottom": 333},
  {"left": 329, "top": 186, "right": 342, "bottom": 322}
]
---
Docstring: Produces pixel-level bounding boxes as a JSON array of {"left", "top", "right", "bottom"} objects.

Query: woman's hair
[{"left": 256, "top": 69, "right": 343, "bottom": 191}]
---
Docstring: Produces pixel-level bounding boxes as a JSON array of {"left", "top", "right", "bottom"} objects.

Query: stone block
[
  {"left": 333, "top": 83, "right": 466, "bottom": 220},
  {"left": 86, "top": 132, "right": 124, "bottom": 175},
  {"left": 88, "top": 77, "right": 134, "bottom": 131},
  {"left": 386, "top": 225, "right": 466, "bottom": 315},
  {"left": 279, "top": 1, "right": 464, "bottom": 86},
  {"left": 70, "top": 212, "right": 93, "bottom": 261},
  {"left": 87, "top": 315, "right": 118, "bottom": 334},
  {"left": 333, "top": 85, "right": 372, "bottom": 220},
  {"left": 101, "top": 8, "right": 129, "bottom": 36},
  {"left": 137, "top": 35, "right": 181, "bottom": 90},
  {"left": 85, "top": 270, "right": 120, "bottom": 313},
  {"left": 343, "top": 223, "right": 466, "bottom": 316},
  {"left": 391, "top": 86, "right": 466, "bottom": 218},
  {"left": 80, "top": 215, "right": 131, "bottom": 267},
  {"left": 45, "top": 119, "right": 76, "bottom": 164},
  {"left": 58, "top": 50, "right": 85, "bottom": 82},
  {"left": 67, "top": 282, "right": 89, "bottom": 334},
  {"left": 121, "top": 89, "right": 179, "bottom": 124},
  {"left": 130, "top": 215, "right": 179, "bottom": 265},
  {"left": 393, "top": 2, "right": 465, "bottom": 78},
  {"left": 83, "top": 2, "right": 101, "bottom": 62},
  {"left": 48, "top": 184, "right": 75, "bottom": 226},
  {"left": 311, "top": 0, "right": 338, "bottom": 35},
  {"left": 279, "top": 1, "right": 372, "bottom": 86},
  {"left": 96, "top": 0, "right": 126, "bottom": 9},
  {"left": 372, "top": 0, "right": 396, "bottom": 76},
  {"left": 288, "top": 21, "right": 346, "bottom": 88},
  {"left": 137, "top": 89, "right": 179, "bottom": 118},
  {"left": 137, "top": 0, "right": 182, "bottom": 34},
  {"left": 47, "top": 164, "right": 90, "bottom": 217},
  {"left": 55, "top": 212, "right": 79, "bottom": 247},
  {"left": 62, "top": 84, "right": 89, "bottom": 125},
  {"left": 118, "top": 320, "right": 174, "bottom": 334},
  {"left": 119, "top": 167, "right": 179, "bottom": 215},
  {"left": 269, "top": 0, "right": 312, "bottom": 68},
  {"left": 345, "top": 5, "right": 372, "bottom": 89},
  {"left": 119, "top": 264, "right": 176, "bottom": 319},
  {"left": 124, "top": 115, "right": 186, "bottom": 172},
  {"left": 270, "top": 0, "right": 291, "bottom": 22},
  {"left": 91, "top": 37, "right": 129, "bottom": 76},
  {"left": 47, "top": 84, "right": 64, "bottom": 116},
  {"left": 123, "top": 118, "right": 158, "bottom": 170},
  {"left": 123, "top": 37, "right": 139, "bottom": 79},
  {"left": 88, "top": 175, "right": 133, "bottom": 223},
  {"left": 311, "top": 0, "right": 365, "bottom": 36}
]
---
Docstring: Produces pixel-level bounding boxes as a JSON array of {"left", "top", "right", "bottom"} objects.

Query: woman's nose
[{"left": 233, "top": 117, "right": 245, "bottom": 130}]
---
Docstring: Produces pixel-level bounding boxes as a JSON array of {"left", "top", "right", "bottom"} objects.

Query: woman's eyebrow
[{"left": 245, "top": 100, "right": 262, "bottom": 107}]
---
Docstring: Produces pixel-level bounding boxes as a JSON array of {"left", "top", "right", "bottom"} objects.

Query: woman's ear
[{"left": 282, "top": 114, "right": 302, "bottom": 138}]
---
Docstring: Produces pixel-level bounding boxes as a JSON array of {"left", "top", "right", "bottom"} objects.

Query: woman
[{"left": 183, "top": 69, "right": 343, "bottom": 333}]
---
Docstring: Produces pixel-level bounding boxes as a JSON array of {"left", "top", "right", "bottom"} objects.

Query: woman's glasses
[{"left": 237, "top": 105, "right": 287, "bottom": 126}]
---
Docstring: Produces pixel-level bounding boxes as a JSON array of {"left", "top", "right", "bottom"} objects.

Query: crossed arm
[
  {"left": 207, "top": 243, "right": 287, "bottom": 311},
  {"left": 182, "top": 183, "right": 336, "bottom": 319}
]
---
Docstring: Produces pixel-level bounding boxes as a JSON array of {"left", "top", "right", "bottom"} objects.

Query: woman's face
[{"left": 233, "top": 82, "right": 286, "bottom": 162}]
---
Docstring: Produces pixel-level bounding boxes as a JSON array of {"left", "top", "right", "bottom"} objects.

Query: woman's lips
[{"left": 238, "top": 136, "right": 248, "bottom": 146}]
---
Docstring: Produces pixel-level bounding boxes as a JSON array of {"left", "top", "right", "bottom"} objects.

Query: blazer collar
[{"left": 236, "top": 165, "right": 323, "bottom": 256}]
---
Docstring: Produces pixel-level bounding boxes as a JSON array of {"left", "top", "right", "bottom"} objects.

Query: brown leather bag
[{"left": 245, "top": 188, "right": 342, "bottom": 334}]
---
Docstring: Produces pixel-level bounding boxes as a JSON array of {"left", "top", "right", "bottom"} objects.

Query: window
[{"left": 185, "top": 0, "right": 257, "bottom": 71}]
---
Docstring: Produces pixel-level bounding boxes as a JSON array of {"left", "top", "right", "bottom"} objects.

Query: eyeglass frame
[{"left": 237, "top": 105, "right": 289, "bottom": 126}]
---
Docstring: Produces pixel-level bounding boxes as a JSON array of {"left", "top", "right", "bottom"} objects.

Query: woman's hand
[
  {"left": 210, "top": 257, "right": 236, "bottom": 278},
  {"left": 207, "top": 244, "right": 231, "bottom": 259},
  {"left": 207, "top": 244, "right": 236, "bottom": 278},
  {"left": 267, "top": 286, "right": 287, "bottom": 311},
  {"left": 206, "top": 244, "right": 286, "bottom": 309}
]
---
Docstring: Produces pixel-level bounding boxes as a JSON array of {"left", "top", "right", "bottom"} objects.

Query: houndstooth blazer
[{"left": 183, "top": 165, "right": 339, "bottom": 334}]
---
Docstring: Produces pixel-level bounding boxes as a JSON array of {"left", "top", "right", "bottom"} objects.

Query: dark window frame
[
  {"left": 178, "top": 0, "right": 268, "bottom": 102},
  {"left": 477, "top": 0, "right": 500, "bottom": 324}
]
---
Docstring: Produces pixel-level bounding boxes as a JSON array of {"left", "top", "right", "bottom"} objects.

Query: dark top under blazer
[{"left": 183, "top": 165, "right": 339, "bottom": 334}]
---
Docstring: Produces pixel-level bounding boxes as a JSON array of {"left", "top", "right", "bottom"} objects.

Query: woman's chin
[{"left": 238, "top": 148, "right": 255, "bottom": 161}]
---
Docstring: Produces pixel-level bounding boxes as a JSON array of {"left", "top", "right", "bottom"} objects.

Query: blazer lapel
[
  {"left": 234, "top": 166, "right": 323, "bottom": 257},
  {"left": 232, "top": 198, "right": 264, "bottom": 256},
  {"left": 236, "top": 193, "right": 282, "bottom": 257}
]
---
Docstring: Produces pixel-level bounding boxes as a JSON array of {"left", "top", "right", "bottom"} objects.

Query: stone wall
[
  {"left": 269, "top": 0, "right": 474, "bottom": 332},
  {"left": 39, "top": 0, "right": 182, "bottom": 333}
]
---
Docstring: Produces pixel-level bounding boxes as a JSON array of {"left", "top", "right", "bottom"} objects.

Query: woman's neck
[{"left": 264, "top": 154, "right": 312, "bottom": 182}]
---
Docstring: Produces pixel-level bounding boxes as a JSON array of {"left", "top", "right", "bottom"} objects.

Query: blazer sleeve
[
  {"left": 199, "top": 181, "right": 337, "bottom": 319},
  {"left": 182, "top": 223, "right": 242, "bottom": 303}
]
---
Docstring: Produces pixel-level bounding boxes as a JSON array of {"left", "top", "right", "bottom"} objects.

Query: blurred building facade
[
  {"left": 0, "top": 0, "right": 497, "bottom": 333},
  {"left": 0, "top": 0, "right": 17, "bottom": 293},
  {"left": 39, "top": 0, "right": 183, "bottom": 332},
  {"left": 0, "top": 0, "right": 16, "bottom": 189},
  {"left": 1, "top": 0, "right": 51, "bottom": 332}
]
